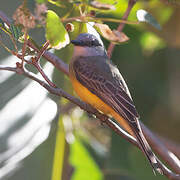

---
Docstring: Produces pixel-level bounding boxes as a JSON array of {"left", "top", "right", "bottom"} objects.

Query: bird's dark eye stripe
[
  {"left": 86, "top": 40, "right": 101, "bottom": 47},
  {"left": 92, "top": 39, "right": 100, "bottom": 46},
  {"left": 71, "top": 39, "right": 101, "bottom": 47}
]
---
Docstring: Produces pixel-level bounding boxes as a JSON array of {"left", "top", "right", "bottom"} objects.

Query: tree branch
[
  {"left": 0, "top": 10, "right": 180, "bottom": 180},
  {"left": 159, "top": 136, "right": 180, "bottom": 159},
  {"left": 0, "top": 65, "right": 180, "bottom": 179},
  {"left": 27, "top": 40, "right": 69, "bottom": 76},
  {"left": 142, "top": 124, "right": 180, "bottom": 174},
  {"left": 107, "top": 0, "right": 137, "bottom": 58}
]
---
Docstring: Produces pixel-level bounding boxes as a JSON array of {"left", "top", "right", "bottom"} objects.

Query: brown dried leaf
[
  {"left": 90, "top": 1, "right": 116, "bottom": 10},
  {"left": 94, "top": 23, "right": 129, "bottom": 43},
  {"left": 13, "top": 4, "right": 35, "bottom": 30}
]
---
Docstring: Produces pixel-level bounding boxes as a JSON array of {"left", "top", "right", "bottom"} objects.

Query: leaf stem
[{"left": 62, "top": 16, "right": 139, "bottom": 25}]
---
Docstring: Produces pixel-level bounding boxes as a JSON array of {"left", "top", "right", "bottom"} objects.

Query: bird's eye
[
  {"left": 91, "top": 39, "right": 101, "bottom": 46},
  {"left": 91, "top": 41, "right": 95, "bottom": 46}
]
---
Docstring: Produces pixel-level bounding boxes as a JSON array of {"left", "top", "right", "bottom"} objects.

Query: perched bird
[{"left": 69, "top": 33, "right": 162, "bottom": 174}]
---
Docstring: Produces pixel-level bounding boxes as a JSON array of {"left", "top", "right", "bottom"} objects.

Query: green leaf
[
  {"left": 136, "top": 9, "right": 161, "bottom": 30},
  {"left": 0, "top": 18, "right": 10, "bottom": 35},
  {"left": 9, "top": 24, "right": 23, "bottom": 40},
  {"left": 51, "top": 115, "right": 66, "bottom": 180},
  {"left": 0, "top": 18, "right": 5, "bottom": 28},
  {"left": 48, "top": 0, "right": 66, "bottom": 7},
  {"left": 140, "top": 32, "right": 165, "bottom": 52},
  {"left": 69, "top": 139, "right": 103, "bottom": 180},
  {"left": 46, "top": 10, "right": 70, "bottom": 49},
  {"left": 35, "top": 0, "right": 47, "bottom": 3}
]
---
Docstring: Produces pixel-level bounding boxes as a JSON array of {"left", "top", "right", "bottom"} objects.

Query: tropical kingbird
[{"left": 69, "top": 33, "right": 162, "bottom": 174}]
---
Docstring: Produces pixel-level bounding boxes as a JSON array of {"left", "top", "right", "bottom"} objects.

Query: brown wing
[{"left": 73, "top": 56, "right": 139, "bottom": 123}]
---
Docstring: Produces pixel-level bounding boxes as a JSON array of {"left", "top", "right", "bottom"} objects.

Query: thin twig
[
  {"left": 27, "top": 40, "right": 69, "bottom": 76},
  {"left": 21, "top": 28, "right": 28, "bottom": 67},
  {"left": 62, "top": 16, "right": 139, "bottom": 25},
  {"left": 0, "top": 10, "right": 69, "bottom": 76},
  {"left": 107, "top": 0, "right": 137, "bottom": 58},
  {"left": 35, "top": 40, "right": 50, "bottom": 61},
  {"left": 31, "top": 58, "right": 56, "bottom": 87},
  {"left": 30, "top": 40, "right": 56, "bottom": 87}
]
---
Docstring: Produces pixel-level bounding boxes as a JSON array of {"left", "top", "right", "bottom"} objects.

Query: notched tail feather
[
  {"left": 132, "top": 121, "right": 163, "bottom": 175},
  {"left": 145, "top": 146, "right": 163, "bottom": 175}
]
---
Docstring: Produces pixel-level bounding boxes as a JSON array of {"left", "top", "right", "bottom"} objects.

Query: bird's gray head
[
  {"left": 71, "top": 33, "right": 107, "bottom": 57},
  {"left": 71, "top": 33, "right": 102, "bottom": 47}
]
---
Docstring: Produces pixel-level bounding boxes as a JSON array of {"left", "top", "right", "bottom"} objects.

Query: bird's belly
[
  {"left": 70, "top": 75, "right": 134, "bottom": 136},
  {"left": 71, "top": 77, "right": 112, "bottom": 115}
]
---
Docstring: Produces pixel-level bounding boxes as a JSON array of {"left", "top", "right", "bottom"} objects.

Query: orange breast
[{"left": 69, "top": 64, "right": 134, "bottom": 136}]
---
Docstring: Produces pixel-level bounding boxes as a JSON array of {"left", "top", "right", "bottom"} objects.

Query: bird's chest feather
[{"left": 69, "top": 64, "right": 112, "bottom": 115}]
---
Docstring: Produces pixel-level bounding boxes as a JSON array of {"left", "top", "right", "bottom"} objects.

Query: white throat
[{"left": 73, "top": 46, "right": 107, "bottom": 58}]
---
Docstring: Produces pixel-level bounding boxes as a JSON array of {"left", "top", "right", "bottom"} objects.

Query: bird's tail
[
  {"left": 132, "top": 120, "right": 163, "bottom": 175},
  {"left": 112, "top": 112, "right": 163, "bottom": 174}
]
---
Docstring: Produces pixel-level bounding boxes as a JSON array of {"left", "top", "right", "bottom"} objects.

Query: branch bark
[
  {"left": 107, "top": 0, "right": 137, "bottom": 58},
  {"left": 0, "top": 9, "right": 180, "bottom": 180},
  {"left": 0, "top": 65, "right": 180, "bottom": 179}
]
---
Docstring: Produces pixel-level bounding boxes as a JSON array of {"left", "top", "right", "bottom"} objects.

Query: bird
[{"left": 69, "top": 33, "right": 162, "bottom": 174}]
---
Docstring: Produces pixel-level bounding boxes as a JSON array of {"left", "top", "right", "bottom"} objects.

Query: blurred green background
[{"left": 0, "top": 0, "right": 180, "bottom": 180}]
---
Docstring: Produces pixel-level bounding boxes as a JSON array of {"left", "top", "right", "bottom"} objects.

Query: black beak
[{"left": 71, "top": 40, "right": 81, "bottom": 45}]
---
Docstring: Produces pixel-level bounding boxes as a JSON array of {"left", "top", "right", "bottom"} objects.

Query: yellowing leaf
[
  {"left": 94, "top": 23, "right": 129, "bottom": 44},
  {"left": 35, "top": 0, "right": 46, "bottom": 4},
  {"left": 48, "top": 0, "right": 66, "bottom": 8},
  {"left": 90, "top": 1, "right": 116, "bottom": 10},
  {"left": 46, "top": 10, "right": 70, "bottom": 49}
]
